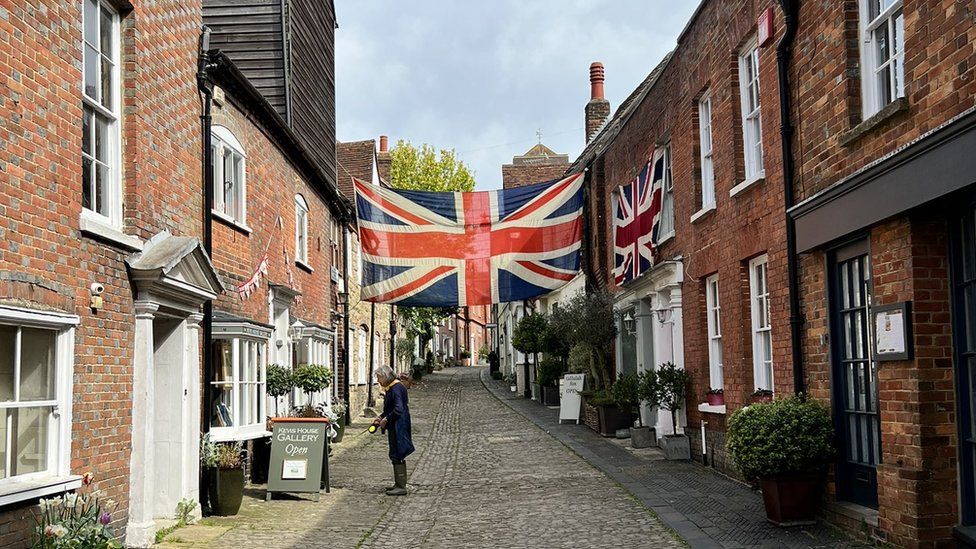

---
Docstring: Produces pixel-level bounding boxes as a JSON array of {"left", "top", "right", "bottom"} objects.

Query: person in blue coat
[{"left": 372, "top": 366, "right": 414, "bottom": 496}]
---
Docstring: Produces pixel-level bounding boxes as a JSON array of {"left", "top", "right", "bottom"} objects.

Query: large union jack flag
[
  {"left": 354, "top": 173, "right": 584, "bottom": 307},
  {"left": 613, "top": 150, "right": 664, "bottom": 286}
]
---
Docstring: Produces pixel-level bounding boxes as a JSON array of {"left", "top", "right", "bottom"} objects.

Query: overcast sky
[{"left": 335, "top": 1, "right": 700, "bottom": 191}]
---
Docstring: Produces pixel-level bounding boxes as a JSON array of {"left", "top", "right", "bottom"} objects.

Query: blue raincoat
[{"left": 381, "top": 381, "right": 414, "bottom": 463}]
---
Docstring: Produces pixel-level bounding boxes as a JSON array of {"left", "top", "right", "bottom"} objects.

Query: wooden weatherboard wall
[
  {"left": 203, "top": 0, "right": 289, "bottom": 117},
  {"left": 288, "top": 0, "right": 337, "bottom": 187},
  {"left": 203, "top": 0, "right": 337, "bottom": 188}
]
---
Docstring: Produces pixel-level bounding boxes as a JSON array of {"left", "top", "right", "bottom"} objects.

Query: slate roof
[
  {"left": 336, "top": 139, "right": 376, "bottom": 200},
  {"left": 567, "top": 51, "right": 674, "bottom": 173}
]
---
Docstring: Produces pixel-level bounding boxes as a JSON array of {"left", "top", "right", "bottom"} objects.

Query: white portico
[
  {"left": 124, "top": 233, "right": 223, "bottom": 547},
  {"left": 614, "top": 259, "right": 685, "bottom": 440}
]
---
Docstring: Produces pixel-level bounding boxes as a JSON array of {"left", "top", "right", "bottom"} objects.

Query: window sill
[
  {"left": 730, "top": 174, "right": 765, "bottom": 197},
  {"left": 0, "top": 475, "right": 82, "bottom": 507},
  {"left": 657, "top": 231, "right": 675, "bottom": 247},
  {"left": 212, "top": 211, "right": 252, "bottom": 235},
  {"left": 296, "top": 260, "right": 313, "bottom": 273},
  {"left": 79, "top": 216, "right": 143, "bottom": 252},
  {"left": 954, "top": 525, "right": 976, "bottom": 548},
  {"left": 690, "top": 204, "right": 716, "bottom": 224},
  {"left": 209, "top": 426, "right": 272, "bottom": 443},
  {"left": 697, "top": 403, "right": 726, "bottom": 415},
  {"left": 839, "top": 97, "right": 909, "bottom": 147}
]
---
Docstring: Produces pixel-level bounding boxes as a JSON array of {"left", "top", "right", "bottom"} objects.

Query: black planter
[
  {"left": 596, "top": 405, "right": 632, "bottom": 437},
  {"left": 208, "top": 467, "right": 245, "bottom": 516},
  {"left": 249, "top": 437, "right": 271, "bottom": 484},
  {"left": 541, "top": 385, "right": 560, "bottom": 406}
]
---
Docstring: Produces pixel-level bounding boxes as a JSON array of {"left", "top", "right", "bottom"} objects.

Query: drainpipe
[
  {"left": 342, "top": 226, "right": 351, "bottom": 425},
  {"left": 367, "top": 303, "right": 376, "bottom": 407},
  {"left": 776, "top": 0, "right": 804, "bottom": 395},
  {"left": 197, "top": 26, "right": 214, "bottom": 436}
]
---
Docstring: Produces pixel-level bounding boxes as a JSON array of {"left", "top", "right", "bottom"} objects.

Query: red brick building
[
  {"left": 788, "top": 0, "right": 976, "bottom": 545},
  {"left": 574, "top": 0, "right": 792, "bottom": 462},
  {"left": 0, "top": 1, "right": 347, "bottom": 546},
  {"left": 501, "top": 143, "right": 570, "bottom": 189},
  {"left": 575, "top": 0, "right": 976, "bottom": 546}
]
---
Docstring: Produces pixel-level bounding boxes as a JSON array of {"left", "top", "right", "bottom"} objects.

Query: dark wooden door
[
  {"left": 951, "top": 203, "right": 976, "bottom": 527},
  {"left": 829, "top": 240, "right": 880, "bottom": 508}
]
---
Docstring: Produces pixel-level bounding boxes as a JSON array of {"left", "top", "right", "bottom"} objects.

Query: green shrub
[
  {"left": 292, "top": 364, "right": 332, "bottom": 397},
  {"left": 610, "top": 372, "right": 640, "bottom": 414},
  {"left": 537, "top": 358, "right": 564, "bottom": 388},
  {"left": 266, "top": 364, "right": 294, "bottom": 416},
  {"left": 585, "top": 388, "right": 614, "bottom": 407},
  {"left": 656, "top": 362, "right": 690, "bottom": 435},
  {"left": 726, "top": 396, "right": 835, "bottom": 481}
]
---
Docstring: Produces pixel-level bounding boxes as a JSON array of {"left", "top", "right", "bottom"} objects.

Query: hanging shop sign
[{"left": 266, "top": 418, "right": 330, "bottom": 501}]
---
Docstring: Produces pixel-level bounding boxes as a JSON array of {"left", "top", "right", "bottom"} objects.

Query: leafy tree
[
  {"left": 399, "top": 307, "right": 453, "bottom": 363},
  {"left": 559, "top": 291, "right": 617, "bottom": 389},
  {"left": 394, "top": 337, "right": 416, "bottom": 370},
  {"left": 266, "top": 364, "right": 294, "bottom": 416},
  {"left": 388, "top": 140, "right": 476, "bottom": 192}
]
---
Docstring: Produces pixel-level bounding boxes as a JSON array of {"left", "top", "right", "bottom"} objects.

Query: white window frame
[
  {"left": 738, "top": 38, "right": 765, "bottom": 182},
  {"left": 0, "top": 306, "right": 79, "bottom": 505},
  {"left": 658, "top": 145, "right": 675, "bottom": 240},
  {"left": 705, "top": 275, "right": 724, "bottom": 391},
  {"left": 698, "top": 93, "right": 715, "bottom": 209},
  {"left": 81, "top": 0, "right": 122, "bottom": 229},
  {"left": 858, "top": 0, "right": 905, "bottom": 118},
  {"left": 210, "top": 335, "right": 268, "bottom": 442},
  {"left": 749, "top": 255, "right": 773, "bottom": 391},
  {"left": 295, "top": 195, "right": 310, "bottom": 268},
  {"left": 211, "top": 126, "right": 248, "bottom": 229},
  {"left": 356, "top": 328, "right": 368, "bottom": 385},
  {"left": 293, "top": 329, "right": 333, "bottom": 407}
]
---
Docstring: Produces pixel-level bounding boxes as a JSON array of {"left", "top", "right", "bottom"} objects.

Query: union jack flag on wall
[
  {"left": 354, "top": 173, "right": 584, "bottom": 307},
  {"left": 613, "top": 150, "right": 664, "bottom": 286}
]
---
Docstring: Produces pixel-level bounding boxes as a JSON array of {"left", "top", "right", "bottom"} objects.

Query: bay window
[
  {"left": 81, "top": 0, "right": 121, "bottom": 227},
  {"left": 210, "top": 318, "right": 271, "bottom": 441},
  {"left": 738, "top": 39, "right": 764, "bottom": 181},
  {"left": 859, "top": 0, "right": 905, "bottom": 117},
  {"left": 291, "top": 322, "right": 334, "bottom": 407},
  {"left": 0, "top": 306, "right": 78, "bottom": 503},
  {"left": 705, "top": 275, "right": 724, "bottom": 391},
  {"left": 749, "top": 256, "right": 773, "bottom": 391},
  {"left": 211, "top": 126, "right": 247, "bottom": 227}
]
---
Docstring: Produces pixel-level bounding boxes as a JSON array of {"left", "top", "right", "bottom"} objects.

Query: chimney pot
[
  {"left": 379, "top": 135, "right": 389, "bottom": 153},
  {"left": 589, "top": 62, "right": 605, "bottom": 100}
]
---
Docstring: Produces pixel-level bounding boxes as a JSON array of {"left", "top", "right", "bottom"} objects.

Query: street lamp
[{"left": 653, "top": 307, "right": 673, "bottom": 324}]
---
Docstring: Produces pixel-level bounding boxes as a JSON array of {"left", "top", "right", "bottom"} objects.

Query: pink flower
[{"left": 99, "top": 512, "right": 111, "bottom": 525}]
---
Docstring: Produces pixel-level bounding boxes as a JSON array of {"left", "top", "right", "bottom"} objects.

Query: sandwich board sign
[
  {"left": 267, "top": 418, "right": 330, "bottom": 501},
  {"left": 559, "top": 374, "right": 585, "bottom": 424}
]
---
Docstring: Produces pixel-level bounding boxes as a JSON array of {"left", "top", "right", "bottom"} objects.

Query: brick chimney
[
  {"left": 585, "top": 62, "right": 611, "bottom": 143},
  {"left": 376, "top": 135, "right": 392, "bottom": 183}
]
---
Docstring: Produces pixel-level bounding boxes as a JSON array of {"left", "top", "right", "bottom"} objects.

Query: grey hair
[{"left": 375, "top": 366, "right": 395, "bottom": 384}]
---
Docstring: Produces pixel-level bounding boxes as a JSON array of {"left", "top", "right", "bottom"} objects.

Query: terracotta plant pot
[
  {"left": 759, "top": 474, "right": 823, "bottom": 526},
  {"left": 208, "top": 467, "right": 245, "bottom": 516},
  {"left": 707, "top": 392, "right": 725, "bottom": 406}
]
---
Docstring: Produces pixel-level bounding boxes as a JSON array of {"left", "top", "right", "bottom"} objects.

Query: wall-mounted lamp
[
  {"left": 622, "top": 311, "right": 637, "bottom": 335},
  {"left": 653, "top": 307, "right": 673, "bottom": 324}
]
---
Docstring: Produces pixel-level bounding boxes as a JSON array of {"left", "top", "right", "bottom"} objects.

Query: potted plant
[
  {"left": 656, "top": 362, "right": 691, "bottom": 460},
  {"left": 611, "top": 372, "right": 654, "bottom": 448},
  {"left": 634, "top": 370, "right": 660, "bottom": 447},
  {"left": 707, "top": 388, "right": 725, "bottom": 406},
  {"left": 752, "top": 388, "right": 774, "bottom": 403},
  {"left": 587, "top": 388, "right": 632, "bottom": 437},
  {"left": 537, "top": 358, "right": 563, "bottom": 406},
  {"left": 292, "top": 364, "right": 333, "bottom": 414},
  {"left": 727, "top": 396, "right": 835, "bottom": 525},
  {"left": 505, "top": 372, "right": 518, "bottom": 392},
  {"left": 202, "top": 436, "right": 245, "bottom": 516},
  {"left": 266, "top": 364, "right": 294, "bottom": 417},
  {"left": 32, "top": 473, "right": 120, "bottom": 548},
  {"left": 459, "top": 348, "right": 471, "bottom": 366},
  {"left": 325, "top": 401, "right": 347, "bottom": 443}
]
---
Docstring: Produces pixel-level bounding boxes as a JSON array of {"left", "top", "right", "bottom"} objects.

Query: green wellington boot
[{"left": 385, "top": 463, "right": 407, "bottom": 496}]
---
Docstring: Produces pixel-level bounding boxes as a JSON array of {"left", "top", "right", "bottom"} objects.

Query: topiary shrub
[
  {"left": 266, "top": 364, "right": 294, "bottom": 417},
  {"left": 292, "top": 364, "right": 332, "bottom": 402},
  {"left": 726, "top": 396, "right": 835, "bottom": 481},
  {"left": 610, "top": 372, "right": 640, "bottom": 424}
]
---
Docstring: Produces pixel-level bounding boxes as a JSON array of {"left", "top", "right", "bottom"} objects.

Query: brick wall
[
  {"left": 501, "top": 163, "right": 568, "bottom": 189},
  {"left": 583, "top": 0, "right": 790, "bottom": 480},
  {"left": 0, "top": 0, "right": 207, "bottom": 544}
]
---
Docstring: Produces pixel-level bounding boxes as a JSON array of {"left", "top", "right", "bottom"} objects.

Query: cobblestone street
[{"left": 161, "top": 368, "right": 681, "bottom": 548}]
